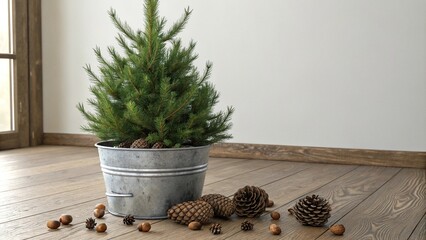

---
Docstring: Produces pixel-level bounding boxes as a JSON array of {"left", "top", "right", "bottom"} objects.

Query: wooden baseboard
[
  {"left": 43, "top": 133, "right": 100, "bottom": 147},
  {"left": 210, "top": 143, "right": 426, "bottom": 169},
  {"left": 43, "top": 133, "right": 426, "bottom": 169}
]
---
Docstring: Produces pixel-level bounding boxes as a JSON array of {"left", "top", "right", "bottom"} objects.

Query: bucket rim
[{"left": 95, "top": 140, "right": 211, "bottom": 152}]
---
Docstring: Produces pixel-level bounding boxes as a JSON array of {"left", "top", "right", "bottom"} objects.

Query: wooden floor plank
[
  {"left": 0, "top": 177, "right": 106, "bottom": 224},
  {"left": 1, "top": 157, "right": 99, "bottom": 180},
  {"left": 0, "top": 163, "right": 100, "bottom": 193},
  {"left": 202, "top": 161, "right": 311, "bottom": 196},
  {"left": 204, "top": 159, "right": 282, "bottom": 185},
  {"left": 27, "top": 159, "right": 280, "bottom": 240},
  {"left": 207, "top": 157, "right": 246, "bottom": 170},
  {"left": 0, "top": 146, "right": 96, "bottom": 167},
  {"left": 111, "top": 164, "right": 357, "bottom": 239},
  {"left": 0, "top": 145, "right": 75, "bottom": 158},
  {"left": 30, "top": 212, "right": 161, "bottom": 240},
  {"left": 0, "top": 146, "right": 424, "bottom": 240},
  {"left": 0, "top": 172, "right": 104, "bottom": 206},
  {"left": 0, "top": 198, "right": 105, "bottom": 240},
  {"left": 408, "top": 213, "right": 426, "bottom": 240},
  {"left": 317, "top": 168, "right": 426, "bottom": 240},
  {"left": 227, "top": 166, "right": 400, "bottom": 240},
  {"left": 0, "top": 148, "right": 97, "bottom": 172}
]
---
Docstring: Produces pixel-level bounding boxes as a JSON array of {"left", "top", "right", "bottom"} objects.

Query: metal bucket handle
[{"left": 106, "top": 192, "right": 133, "bottom": 197}]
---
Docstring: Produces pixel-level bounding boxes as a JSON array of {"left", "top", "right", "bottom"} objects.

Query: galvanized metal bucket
[{"left": 95, "top": 141, "right": 210, "bottom": 219}]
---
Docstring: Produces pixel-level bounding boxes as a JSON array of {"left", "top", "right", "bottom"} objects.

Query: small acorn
[
  {"left": 269, "top": 224, "right": 281, "bottom": 235},
  {"left": 330, "top": 224, "right": 345, "bottom": 235},
  {"left": 59, "top": 214, "right": 73, "bottom": 225},
  {"left": 137, "top": 222, "right": 151, "bottom": 232},
  {"left": 93, "top": 208, "right": 105, "bottom": 218},
  {"left": 270, "top": 211, "right": 280, "bottom": 220},
  {"left": 267, "top": 200, "right": 274, "bottom": 207},
  {"left": 188, "top": 221, "right": 202, "bottom": 230},
  {"left": 47, "top": 220, "right": 60, "bottom": 229},
  {"left": 96, "top": 223, "right": 107, "bottom": 233},
  {"left": 95, "top": 203, "right": 106, "bottom": 211}
]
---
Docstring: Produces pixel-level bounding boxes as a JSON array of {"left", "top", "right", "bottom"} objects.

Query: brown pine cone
[
  {"left": 290, "top": 194, "right": 331, "bottom": 227},
  {"left": 152, "top": 142, "right": 165, "bottom": 149},
  {"left": 241, "top": 220, "right": 254, "bottom": 231},
  {"left": 123, "top": 214, "right": 135, "bottom": 225},
  {"left": 167, "top": 200, "right": 214, "bottom": 225},
  {"left": 210, "top": 223, "right": 222, "bottom": 235},
  {"left": 200, "top": 194, "right": 235, "bottom": 218},
  {"left": 130, "top": 138, "right": 150, "bottom": 148},
  {"left": 85, "top": 217, "right": 97, "bottom": 229},
  {"left": 233, "top": 186, "right": 269, "bottom": 218}
]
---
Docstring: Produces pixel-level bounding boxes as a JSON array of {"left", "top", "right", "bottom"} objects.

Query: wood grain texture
[
  {"left": 1, "top": 146, "right": 423, "bottom": 239},
  {"left": 408, "top": 213, "right": 426, "bottom": 240},
  {"left": 0, "top": 162, "right": 100, "bottom": 193},
  {"left": 0, "top": 132, "right": 20, "bottom": 150},
  {"left": 204, "top": 159, "right": 281, "bottom": 185},
  {"left": 317, "top": 168, "right": 426, "bottom": 240},
  {"left": 0, "top": 172, "right": 104, "bottom": 206},
  {"left": 42, "top": 133, "right": 426, "bottom": 168},
  {"left": 211, "top": 143, "right": 426, "bottom": 168},
  {"left": 1, "top": 0, "right": 43, "bottom": 149},
  {"left": 228, "top": 166, "right": 400, "bottom": 240},
  {"left": 0, "top": 146, "right": 95, "bottom": 169},
  {"left": 113, "top": 164, "right": 357, "bottom": 240},
  {"left": 28, "top": 0, "right": 43, "bottom": 146},
  {"left": 43, "top": 133, "right": 100, "bottom": 147},
  {"left": 202, "top": 161, "right": 310, "bottom": 196},
  {"left": 0, "top": 0, "right": 30, "bottom": 150},
  {"left": 0, "top": 198, "right": 105, "bottom": 239}
]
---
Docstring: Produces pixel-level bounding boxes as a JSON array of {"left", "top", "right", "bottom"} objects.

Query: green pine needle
[{"left": 77, "top": 0, "right": 233, "bottom": 147}]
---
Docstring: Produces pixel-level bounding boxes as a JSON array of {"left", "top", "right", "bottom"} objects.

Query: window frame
[{"left": 0, "top": 0, "right": 42, "bottom": 150}]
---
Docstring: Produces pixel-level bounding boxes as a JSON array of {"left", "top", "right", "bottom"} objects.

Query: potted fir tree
[{"left": 78, "top": 0, "right": 233, "bottom": 219}]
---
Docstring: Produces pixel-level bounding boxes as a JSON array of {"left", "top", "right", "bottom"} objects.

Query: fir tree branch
[
  {"left": 163, "top": 7, "right": 192, "bottom": 42},
  {"left": 84, "top": 64, "right": 101, "bottom": 84},
  {"left": 109, "top": 8, "right": 138, "bottom": 42},
  {"left": 164, "top": 86, "right": 196, "bottom": 121},
  {"left": 199, "top": 62, "right": 212, "bottom": 84},
  {"left": 116, "top": 34, "right": 135, "bottom": 56},
  {"left": 79, "top": 0, "right": 234, "bottom": 146}
]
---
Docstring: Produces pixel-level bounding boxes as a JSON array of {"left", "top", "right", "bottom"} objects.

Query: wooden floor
[{"left": 0, "top": 146, "right": 424, "bottom": 240}]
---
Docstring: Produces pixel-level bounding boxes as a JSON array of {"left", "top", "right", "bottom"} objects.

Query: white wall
[{"left": 42, "top": 0, "right": 426, "bottom": 151}]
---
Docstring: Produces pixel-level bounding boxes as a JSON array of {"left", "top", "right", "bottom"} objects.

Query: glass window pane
[
  {"left": 0, "top": 59, "right": 12, "bottom": 131},
  {"left": 0, "top": 0, "right": 11, "bottom": 53}
]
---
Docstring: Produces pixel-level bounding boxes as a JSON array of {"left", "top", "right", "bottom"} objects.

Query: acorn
[
  {"left": 93, "top": 208, "right": 105, "bottom": 218},
  {"left": 270, "top": 211, "right": 280, "bottom": 220},
  {"left": 137, "top": 222, "right": 151, "bottom": 232},
  {"left": 269, "top": 224, "right": 281, "bottom": 235},
  {"left": 267, "top": 200, "right": 274, "bottom": 208},
  {"left": 59, "top": 214, "right": 73, "bottom": 225},
  {"left": 95, "top": 203, "right": 106, "bottom": 211},
  {"left": 188, "top": 221, "right": 202, "bottom": 230},
  {"left": 330, "top": 224, "right": 345, "bottom": 235},
  {"left": 96, "top": 223, "right": 107, "bottom": 233},
  {"left": 47, "top": 220, "right": 60, "bottom": 229}
]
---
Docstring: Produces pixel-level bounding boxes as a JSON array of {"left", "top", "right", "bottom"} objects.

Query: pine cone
[
  {"left": 130, "top": 138, "right": 150, "bottom": 148},
  {"left": 290, "top": 194, "right": 331, "bottom": 227},
  {"left": 85, "top": 217, "right": 97, "bottom": 229},
  {"left": 123, "top": 214, "right": 135, "bottom": 225},
  {"left": 200, "top": 194, "right": 235, "bottom": 218},
  {"left": 152, "top": 142, "right": 164, "bottom": 149},
  {"left": 210, "top": 223, "right": 222, "bottom": 235},
  {"left": 241, "top": 220, "right": 254, "bottom": 231},
  {"left": 167, "top": 200, "right": 214, "bottom": 225},
  {"left": 233, "top": 186, "right": 269, "bottom": 218}
]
